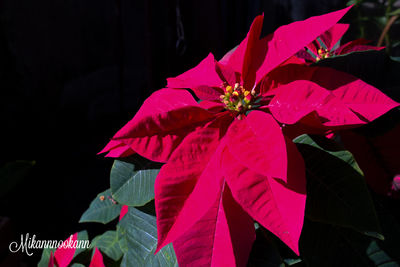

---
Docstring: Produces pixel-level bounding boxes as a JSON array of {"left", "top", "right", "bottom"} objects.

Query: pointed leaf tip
[
  {"left": 255, "top": 5, "right": 352, "bottom": 83},
  {"left": 364, "top": 232, "right": 385, "bottom": 241},
  {"left": 89, "top": 248, "right": 105, "bottom": 267},
  {"left": 54, "top": 233, "right": 78, "bottom": 267}
]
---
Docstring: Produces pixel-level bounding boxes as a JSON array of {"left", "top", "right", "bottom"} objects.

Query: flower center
[
  {"left": 220, "top": 83, "right": 256, "bottom": 113},
  {"left": 316, "top": 48, "right": 331, "bottom": 61}
]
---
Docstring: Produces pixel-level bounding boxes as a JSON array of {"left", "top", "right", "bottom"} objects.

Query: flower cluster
[
  {"left": 100, "top": 6, "right": 398, "bottom": 267},
  {"left": 220, "top": 83, "right": 257, "bottom": 114}
]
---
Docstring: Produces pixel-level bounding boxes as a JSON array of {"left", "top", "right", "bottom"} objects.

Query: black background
[{"left": 0, "top": 0, "right": 349, "bottom": 266}]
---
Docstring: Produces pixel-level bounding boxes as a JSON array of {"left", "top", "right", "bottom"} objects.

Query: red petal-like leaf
[
  {"left": 241, "top": 15, "right": 267, "bottom": 89},
  {"left": 255, "top": 6, "right": 351, "bottom": 84},
  {"left": 48, "top": 252, "right": 54, "bottom": 267},
  {"left": 222, "top": 138, "right": 306, "bottom": 254},
  {"left": 109, "top": 88, "right": 215, "bottom": 162},
  {"left": 321, "top": 23, "right": 349, "bottom": 51},
  {"left": 155, "top": 118, "right": 230, "bottom": 252},
  {"left": 226, "top": 111, "right": 287, "bottom": 181},
  {"left": 219, "top": 45, "right": 237, "bottom": 65},
  {"left": 223, "top": 22, "right": 268, "bottom": 82},
  {"left": 54, "top": 233, "right": 78, "bottom": 267},
  {"left": 99, "top": 140, "right": 135, "bottom": 158},
  {"left": 119, "top": 205, "right": 129, "bottom": 221},
  {"left": 261, "top": 63, "right": 317, "bottom": 95},
  {"left": 335, "top": 38, "right": 384, "bottom": 55},
  {"left": 216, "top": 62, "right": 240, "bottom": 86},
  {"left": 311, "top": 68, "right": 399, "bottom": 122},
  {"left": 269, "top": 80, "right": 364, "bottom": 127},
  {"left": 198, "top": 100, "right": 224, "bottom": 113},
  {"left": 264, "top": 64, "right": 399, "bottom": 125},
  {"left": 89, "top": 248, "right": 106, "bottom": 267},
  {"left": 172, "top": 185, "right": 255, "bottom": 267},
  {"left": 296, "top": 48, "right": 316, "bottom": 62},
  {"left": 167, "top": 53, "right": 223, "bottom": 100}
]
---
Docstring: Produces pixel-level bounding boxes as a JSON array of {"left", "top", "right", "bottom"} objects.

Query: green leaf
[
  {"left": 391, "top": 56, "right": 400, "bottom": 63},
  {"left": 284, "top": 258, "right": 303, "bottom": 266},
  {"left": 0, "top": 160, "right": 35, "bottom": 197},
  {"left": 294, "top": 135, "right": 381, "bottom": 236},
  {"left": 70, "top": 264, "right": 86, "bottom": 267},
  {"left": 295, "top": 134, "right": 363, "bottom": 174},
  {"left": 367, "top": 241, "right": 396, "bottom": 266},
  {"left": 110, "top": 159, "right": 160, "bottom": 206},
  {"left": 79, "top": 189, "right": 121, "bottom": 224},
  {"left": 118, "top": 207, "right": 177, "bottom": 267},
  {"left": 389, "top": 8, "right": 400, "bottom": 16},
  {"left": 90, "top": 231, "right": 123, "bottom": 261}
]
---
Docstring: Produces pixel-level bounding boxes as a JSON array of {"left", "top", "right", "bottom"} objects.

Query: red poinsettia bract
[
  {"left": 100, "top": 7, "right": 398, "bottom": 267},
  {"left": 48, "top": 233, "right": 105, "bottom": 267},
  {"left": 297, "top": 23, "right": 384, "bottom": 62}
]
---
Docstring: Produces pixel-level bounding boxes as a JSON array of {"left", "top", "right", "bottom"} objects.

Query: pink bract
[
  {"left": 48, "top": 233, "right": 105, "bottom": 267},
  {"left": 100, "top": 6, "right": 399, "bottom": 267}
]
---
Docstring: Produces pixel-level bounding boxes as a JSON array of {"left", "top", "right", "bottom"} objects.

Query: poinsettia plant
[{"left": 40, "top": 6, "right": 400, "bottom": 267}]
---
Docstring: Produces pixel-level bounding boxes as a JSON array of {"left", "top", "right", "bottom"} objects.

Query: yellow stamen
[{"left": 220, "top": 83, "right": 258, "bottom": 114}]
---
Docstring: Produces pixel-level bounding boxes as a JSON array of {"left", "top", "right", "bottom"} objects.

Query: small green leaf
[
  {"left": 110, "top": 159, "right": 160, "bottom": 206},
  {"left": 118, "top": 207, "right": 177, "bottom": 267},
  {"left": 284, "top": 258, "right": 303, "bottom": 266},
  {"left": 79, "top": 189, "right": 121, "bottom": 224},
  {"left": 364, "top": 231, "right": 385, "bottom": 241},
  {"left": 366, "top": 240, "right": 397, "bottom": 266},
  {"left": 90, "top": 231, "right": 123, "bottom": 261}
]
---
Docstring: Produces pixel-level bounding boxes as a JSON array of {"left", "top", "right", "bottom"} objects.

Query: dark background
[{"left": 0, "top": 0, "right": 352, "bottom": 266}]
